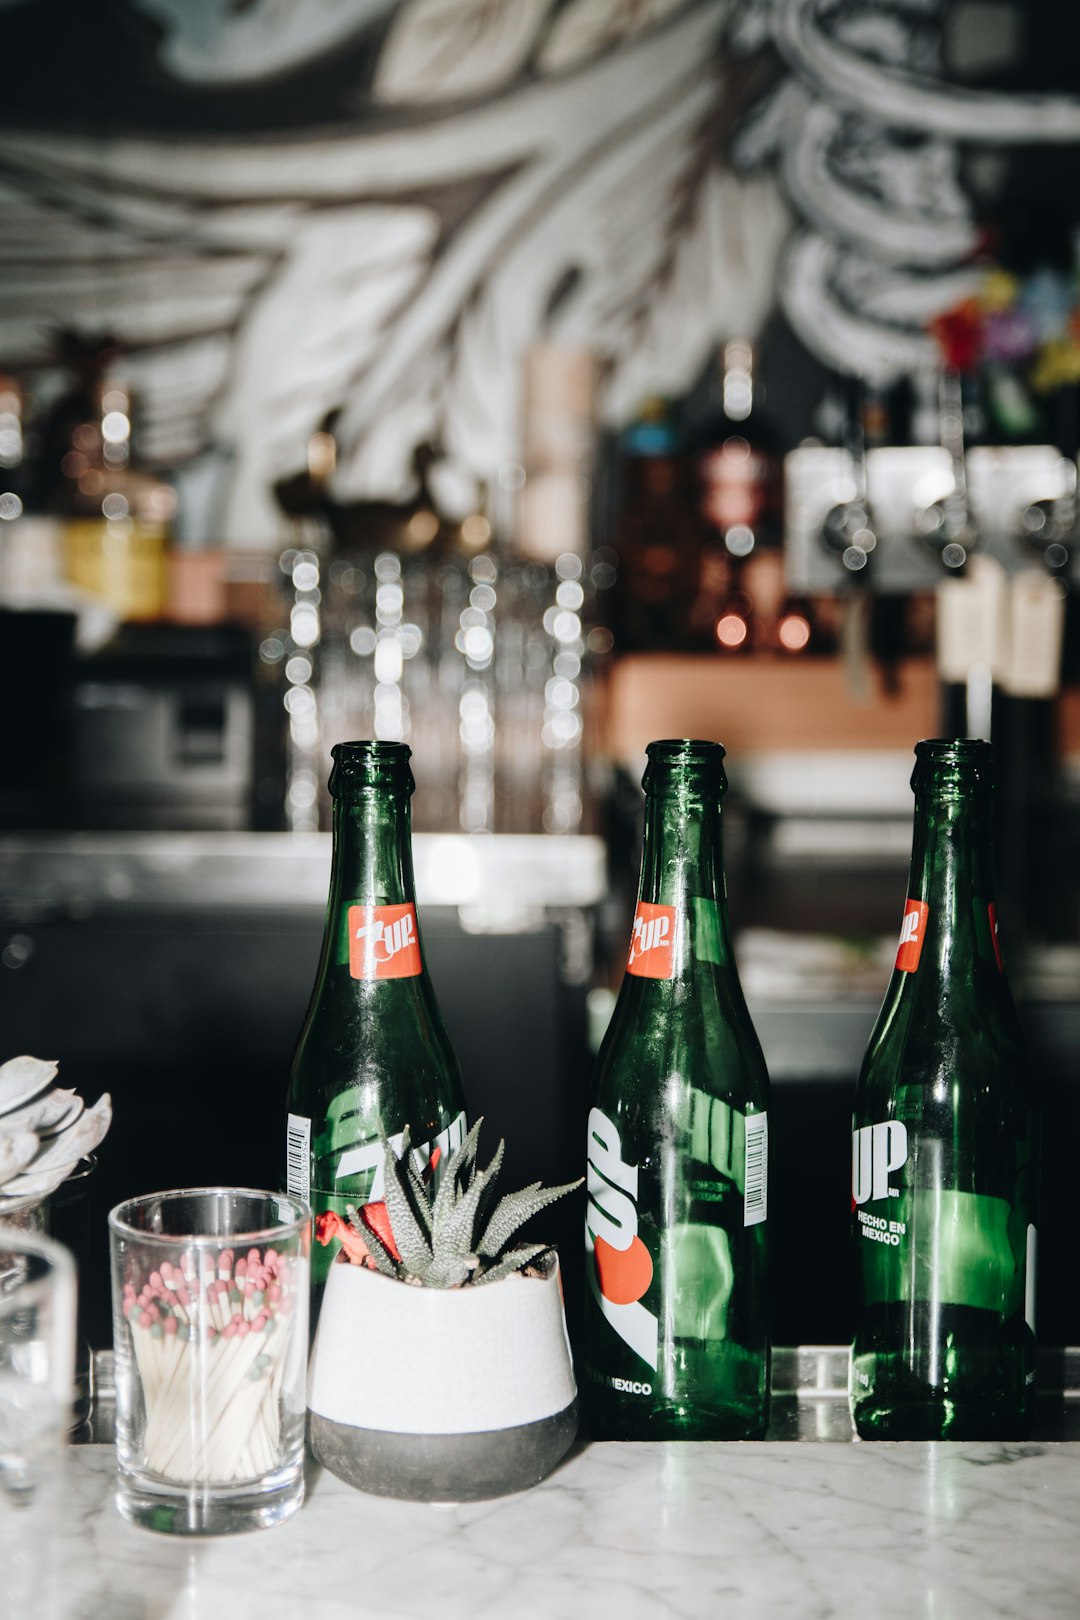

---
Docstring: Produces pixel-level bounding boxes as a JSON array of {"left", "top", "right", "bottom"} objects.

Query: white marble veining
[{"left": 23, "top": 1439, "right": 1080, "bottom": 1620}]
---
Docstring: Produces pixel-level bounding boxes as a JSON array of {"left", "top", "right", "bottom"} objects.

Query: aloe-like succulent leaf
[
  {"left": 476, "top": 1178, "right": 582, "bottom": 1260},
  {"left": 436, "top": 1160, "right": 491, "bottom": 1256},
  {"left": 401, "top": 1150, "right": 433, "bottom": 1239},
  {"left": 431, "top": 1117, "right": 484, "bottom": 1229},
  {"left": 472, "top": 1137, "right": 505, "bottom": 1234},
  {"left": 363, "top": 1240, "right": 401, "bottom": 1279},
  {"left": 422, "top": 1252, "right": 474, "bottom": 1289},
  {"left": 380, "top": 1134, "right": 434, "bottom": 1274},
  {"left": 472, "top": 1243, "right": 550, "bottom": 1286}
]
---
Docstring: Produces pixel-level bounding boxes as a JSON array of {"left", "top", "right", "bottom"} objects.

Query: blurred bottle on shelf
[
  {"left": 41, "top": 339, "right": 175, "bottom": 623},
  {"left": 0, "top": 374, "right": 64, "bottom": 601},
  {"left": 690, "top": 340, "right": 784, "bottom": 654},
  {"left": 608, "top": 397, "right": 700, "bottom": 652}
]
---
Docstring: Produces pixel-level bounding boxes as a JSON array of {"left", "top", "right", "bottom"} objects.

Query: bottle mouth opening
[
  {"left": 914, "top": 738, "right": 993, "bottom": 761},
  {"left": 911, "top": 737, "right": 995, "bottom": 791},
  {"left": 329, "top": 740, "right": 414, "bottom": 797},
  {"left": 645, "top": 738, "right": 727, "bottom": 764},
  {"left": 643, "top": 738, "right": 727, "bottom": 792}
]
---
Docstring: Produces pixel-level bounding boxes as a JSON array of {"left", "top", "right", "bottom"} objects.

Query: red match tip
[{"left": 163, "top": 1316, "right": 178, "bottom": 1336}]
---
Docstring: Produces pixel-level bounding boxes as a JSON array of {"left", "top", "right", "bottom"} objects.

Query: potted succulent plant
[{"left": 306, "top": 1119, "right": 581, "bottom": 1502}]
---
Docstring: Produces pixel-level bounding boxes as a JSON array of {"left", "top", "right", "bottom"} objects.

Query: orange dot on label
[{"left": 594, "top": 1234, "right": 653, "bottom": 1305}]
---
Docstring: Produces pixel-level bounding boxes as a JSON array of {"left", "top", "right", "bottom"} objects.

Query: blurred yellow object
[
  {"left": 1030, "top": 335, "right": 1080, "bottom": 393},
  {"left": 979, "top": 269, "right": 1019, "bottom": 312},
  {"left": 63, "top": 517, "right": 168, "bottom": 620}
]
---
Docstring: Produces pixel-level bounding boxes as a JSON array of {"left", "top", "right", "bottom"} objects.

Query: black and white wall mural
[{"left": 1, "top": 0, "right": 1078, "bottom": 546}]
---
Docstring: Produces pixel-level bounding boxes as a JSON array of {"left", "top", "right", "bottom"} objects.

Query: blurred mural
[
  {"left": 3, "top": 0, "right": 1079, "bottom": 546},
  {"left": 0, "top": 0, "right": 794, "bottom": 545}
]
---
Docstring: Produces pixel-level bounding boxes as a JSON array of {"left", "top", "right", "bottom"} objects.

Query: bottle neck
[
  {"left": 639, "top": 774, "right": 725, "bottom": 909},
  {"left": 630, "top": 764, "right": 733, "bottom": 981},
  {"left": 904, "top": 779, "right": 1002, "bottom": 981},
  {"left": 329, "top": 785, "right": 416, "bottom": 908}
]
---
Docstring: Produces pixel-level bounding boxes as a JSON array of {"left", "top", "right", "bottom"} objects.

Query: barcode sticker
[
  {"left": 286, "top": 1113, "right": 311, "bottom": 1204},
  {"left": 743, "top": 1111, "right": 768, "bottom": 1227}
]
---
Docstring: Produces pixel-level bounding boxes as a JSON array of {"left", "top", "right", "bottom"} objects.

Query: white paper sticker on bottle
[
  {"left": 744, "top": 1111, "right": 768, "bottom": 1226},
  {"left": 286, "top": 1113, "right": 311, "bottom": 1204}
]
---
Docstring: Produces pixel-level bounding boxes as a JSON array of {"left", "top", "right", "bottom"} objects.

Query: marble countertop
[{"left": 23, "top": 1436, "right": 1080, "bottom": 1620}]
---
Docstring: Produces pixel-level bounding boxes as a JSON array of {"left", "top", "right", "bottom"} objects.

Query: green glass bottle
[
  {"left": 580, "top": 739, "right": 770, "bottom": 1439},
  {"left": 851, "top": 738, "right": 1039, "bottom": 1440},
  {"left": 285, "top": 741, "right": 467, "bottom": 1293}
]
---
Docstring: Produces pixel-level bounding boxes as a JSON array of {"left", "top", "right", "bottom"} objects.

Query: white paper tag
[
  {"left": 935, "top": 554, "right": 1008, "bottom": 683},
  {"left": 1003, "top": 571, "right": 1066, "bottom": 698}
]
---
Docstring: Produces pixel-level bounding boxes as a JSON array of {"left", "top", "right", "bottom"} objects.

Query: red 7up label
[
  {"left": 348, "top": 903, "right": 422, "bottom": 979},
  {"left": 626, "top": 903, "right": 676, "bottom": 980},
  {"left": 895, "top": 899, "right": 929, "bottom": 973}
]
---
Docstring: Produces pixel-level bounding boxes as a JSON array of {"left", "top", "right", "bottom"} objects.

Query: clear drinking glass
[
  {"left": 0, "top": 1228, "right": 77, "bottom": 1605},
  {"left": 109, "top": 1188, "right": 310, "bottom": 1535}
]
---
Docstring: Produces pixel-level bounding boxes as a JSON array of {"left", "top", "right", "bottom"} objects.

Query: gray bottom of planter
[{"left": 308, "top": 1401, "right": 579, "bottom": 1502}]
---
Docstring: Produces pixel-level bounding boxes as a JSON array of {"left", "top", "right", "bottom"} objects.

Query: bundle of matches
[{"left": 122, "top": 1246, "right": 299, "bottom": 1485}]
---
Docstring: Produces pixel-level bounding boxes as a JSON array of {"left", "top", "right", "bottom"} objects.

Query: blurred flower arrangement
[{"left": 929, "top": 263, "right": 1080, "bottom": 440}]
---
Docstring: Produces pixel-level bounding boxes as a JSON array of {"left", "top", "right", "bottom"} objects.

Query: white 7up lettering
[
  {"left": 356, "top": 913, "right": 414, "bottom": 959},
  {"left": 630, "top": 912, "right": 668, "bottom": 962},
  {"left": 586, "top": 1106, "right": 659, "bottom": 1370},
  {"left": 335, "top": 1112, "right": 466, "bottom": 1195},
  {"left": 852, "top": 1120, "right": 909, "bottom": 1205}
]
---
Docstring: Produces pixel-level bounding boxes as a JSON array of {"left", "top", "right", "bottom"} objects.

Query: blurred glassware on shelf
[{"left": 263, "top": 409, "right": 612, "bottom": 835}]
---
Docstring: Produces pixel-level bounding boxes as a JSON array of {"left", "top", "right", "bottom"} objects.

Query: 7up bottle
[
  {"left": 285, "top": 742, "right": 466, "bottom": 1303},
  {"left": 851, "top": 738, "right": 1039, "bottom": 1439},
  {"left": 580, "top": 739, "right": 770, "bottom": 1439}
]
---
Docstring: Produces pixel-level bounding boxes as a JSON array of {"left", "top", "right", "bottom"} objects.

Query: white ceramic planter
[{"left": 307, "top": 1252, "right": 578, "bottom": 1500}]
